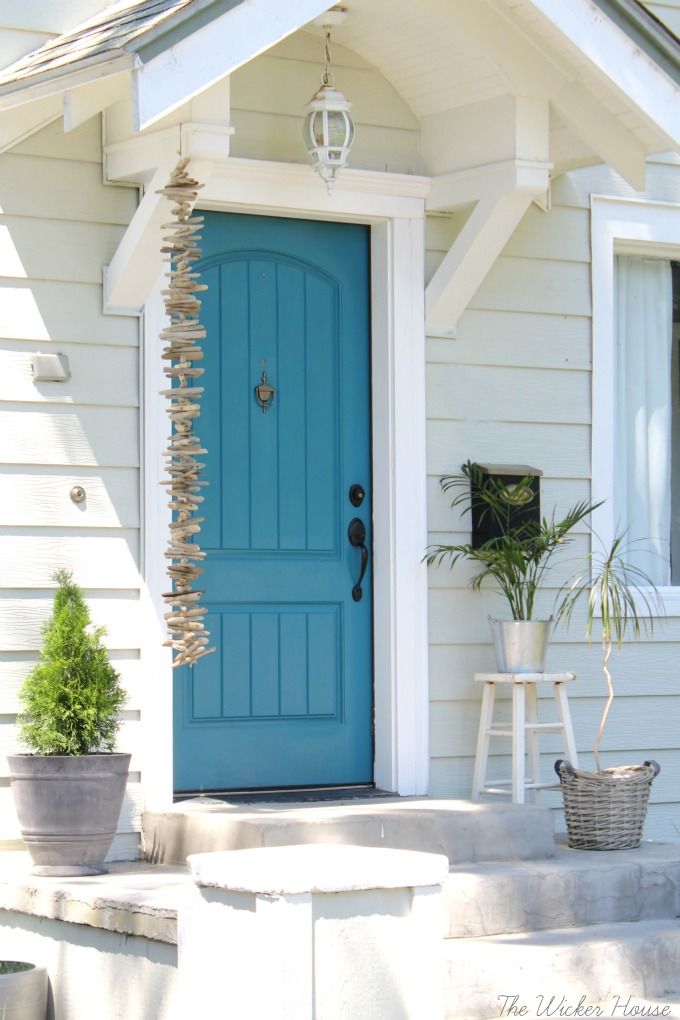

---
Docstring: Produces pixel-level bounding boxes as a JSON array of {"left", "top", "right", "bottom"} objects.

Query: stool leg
[
  {"left": 512, "top": 683, "right": 526, "bottom": 804},
  {"left": 471, "top": 683, "right": 496, "bottom": 800},
  {"left": 555, "top": 682, "right": 579, "bottom": 767},
  {"left": 525, "top": 682, "right": 541, "bottom": 803}
]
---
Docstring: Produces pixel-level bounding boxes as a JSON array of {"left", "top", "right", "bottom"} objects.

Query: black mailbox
[{"left": 470, "top": 463, "right": 542, "bottom": 548}]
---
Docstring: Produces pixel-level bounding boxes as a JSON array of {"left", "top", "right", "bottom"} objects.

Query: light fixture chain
[{"left": 322, "top": 28, "right": 333, "bottom": 86}]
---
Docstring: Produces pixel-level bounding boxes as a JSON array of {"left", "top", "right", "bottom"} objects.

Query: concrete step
[
  {"left": 142, "top": 797, "right": 556, "bottom": 866},
  {"left": 444, "top": 841, "right": 680, "bottom": 938},
  {"left": 445, "top": 918, "right": 680, "bottom": 1020}
]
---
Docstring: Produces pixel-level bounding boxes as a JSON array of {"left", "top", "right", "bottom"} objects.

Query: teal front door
[{"left": 173, "top": 212, "right": 373, "bottom": 792}]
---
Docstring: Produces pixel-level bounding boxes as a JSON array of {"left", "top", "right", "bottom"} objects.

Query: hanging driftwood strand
[{"left": 158, "top": 157, "right": 215, "bottom": 668}]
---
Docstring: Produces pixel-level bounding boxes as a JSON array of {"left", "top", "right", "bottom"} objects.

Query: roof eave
[
  {"left": 591, "top": 0, "right": 680, "bottom": 86},
  {"left": 0, "top": 52, "right": 137, "bottom": 111}
]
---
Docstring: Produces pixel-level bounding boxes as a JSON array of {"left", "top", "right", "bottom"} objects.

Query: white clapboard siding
[
  {"left": 0, "top": 780, "right": 143, "bottom": 840},
  {"left": 13, "top": 117, "right": 103, "bottom": 163},
  {"left": 427, "top": 420, "right": 591, "bottom": 478},
  {"left": 0, "top": 219, "right": 127, "bottom": 285},
  {"left": 430, "top": 696, "right": 680, "bottom": 761},
  {"left": 0, "top": 470, "right": 139, "bottom": 528},
  {"left": 1, "top": 342, "right": 138, "bottom": 407},
  {"left": 0, "top": 593, "right": 143, "bottom": 652},
  {"left": 552, "top": 161, "right": 680, "bottom": 210},
  {"left": 428, "top": 589, "right": 680, "bottom": 646},
  {"left": 230, "top": 110, "right": 421, "bottom": 175},
  {"left": 0, "top": 718, "right": 144, "bottom": 778},
  {"left": 232, "top": 55, "right": 418, "bottom": 130},
  {"left": 502, "top": 205, "right": 591, "bottom": 263},
  {"left": 0, "top": 154, "right": 136, "bottom": 224},
  {"left": 426, "top": 363, "right": 590, "bottom": 424},
  {"left": 429, "top": 641, "right": 680, "bottom": 702},
  {"left": 469, "top": 256, "right": 592, "bottom": 317},
  {"left": 0, "top": 653, "right": 142, "bottom": 713},
  {"left": 0, "top": 531, "right": 140, "bottom": 589},
  {"left": 432, "top": 309, "right": 592, "bottom": 371},
  {"left": 0, "top": 280, "right": 138, "bottom": 346},
  {"left": 0, "top": 406, "right": 139, "bottom": 467}
]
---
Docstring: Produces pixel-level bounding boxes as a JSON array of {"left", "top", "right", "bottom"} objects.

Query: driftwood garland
[{"left": 158, "top": 157, "right": 214, "bottom": 668}]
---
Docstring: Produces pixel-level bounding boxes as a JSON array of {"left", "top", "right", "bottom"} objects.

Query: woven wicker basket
[{"left": 554, "top": 759, "right": 660, "bottom": 850}]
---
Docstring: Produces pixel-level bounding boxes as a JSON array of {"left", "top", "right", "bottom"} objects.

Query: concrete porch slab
[
  {"left": 143, "top": 796, "right": 557, "bottom": 866},
  {"left": 0, "top": 852, "right": 191, "bottom": 944}
]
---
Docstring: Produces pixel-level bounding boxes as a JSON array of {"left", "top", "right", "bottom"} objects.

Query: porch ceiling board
[{"left": 495, "top": 0, "right": 680, "bottom": 150}]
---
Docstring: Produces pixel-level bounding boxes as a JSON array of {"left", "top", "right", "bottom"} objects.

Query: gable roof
[{"left": 0, "top": 0, "right": 243, "bottom": 92}]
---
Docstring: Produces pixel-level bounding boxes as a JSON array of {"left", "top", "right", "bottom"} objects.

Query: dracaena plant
[
  {"left": 18, "top": 569, "right": 126, "bottom": 755},
  {"left": 555, "top": 534, "right": 663, "bottom": 772},
  {"left": 426, "top": 461, "right": 599, "bottom": 621}
]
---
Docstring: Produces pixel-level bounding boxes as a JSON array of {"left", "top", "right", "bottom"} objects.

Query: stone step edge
[
  {"left": 445, "top": 919, "right": 680, "bottom": 1020},
  {"left": 143, "top": 799, "right": 557, "bottom": 865},
  {"left": 442, "top": 842, "right": 680, "bottom": 938}
]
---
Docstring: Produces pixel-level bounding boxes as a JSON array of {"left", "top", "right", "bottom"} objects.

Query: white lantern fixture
[{"left": 303, "top": 22, "right": 354, "bottom": 195}]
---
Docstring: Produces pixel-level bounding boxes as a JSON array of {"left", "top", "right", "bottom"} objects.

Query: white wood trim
[
  {"left": 63, "top": 72, "right": 130, "bottom": 134},
  {"left": 0, "top": 95, "right": 61, "bottom": 153},
  {"left": 425, "top": 159, "right": 550, "bottom": 331},
  {"left": 591, "top": 194, "right": 680, "bottom": 617},
  {"left": 521, "top": 0, "right": 680, "bottom": 150},
  {"left": 132, "top": 0, "right": 335, "bottom": 130},
  {"left": 140, "top": 276, "right": 174, "bottom": 810},
  {"left": 142, "top": 160, "right": 430, "bottom": 802},
  {"left": 103, "top": 162, "right": 178, "bottom": 315}
]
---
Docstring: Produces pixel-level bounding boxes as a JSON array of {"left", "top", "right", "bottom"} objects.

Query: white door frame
[{"left": 141, "top": 158, "right": 430, "bottom": 806}]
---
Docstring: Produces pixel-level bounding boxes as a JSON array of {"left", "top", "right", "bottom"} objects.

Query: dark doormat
[{"left": 175, "top": 785, "right": 394, "bottom": 805}]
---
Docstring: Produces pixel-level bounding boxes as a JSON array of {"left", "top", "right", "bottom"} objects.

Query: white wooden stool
[{"left": 471, "top": 672, "right": 579, "bottom": 804}]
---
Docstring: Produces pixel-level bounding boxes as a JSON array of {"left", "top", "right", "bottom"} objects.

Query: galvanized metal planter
[
  {"left": 489, "top": 617, "right": 552, "bottom": 673},
  {"left": 8, "top": 753, "right": 130, "bottom": 876},
  {"left": 0, "top": 961, "right": 47, "bottom": 1020}
]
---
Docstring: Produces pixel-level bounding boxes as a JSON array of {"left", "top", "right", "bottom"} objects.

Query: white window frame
[
  {"left": 591, "top": 194, "right": 680, "bottom": 615},
  {"left": 141, "top": 158, "right": 431, "bottom": 808}
]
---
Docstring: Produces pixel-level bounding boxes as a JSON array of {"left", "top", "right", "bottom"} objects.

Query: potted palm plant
[
  {"left": 553, "top": 535, "right": 664, "bottom": 850},
  {"left": 426, "top": 462, "right": 597, "bottom": 672},
  {"left": 8, "top": 569, "right": 129, "bottom": 876}
]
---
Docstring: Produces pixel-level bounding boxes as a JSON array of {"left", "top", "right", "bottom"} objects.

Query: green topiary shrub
[{"left": 18, "top": 569, "right": 127, "bottom": 755}]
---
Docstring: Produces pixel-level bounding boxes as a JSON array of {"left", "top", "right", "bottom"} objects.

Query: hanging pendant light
[{"left": 303, "top": 24, "right": 355, "bottom": 195}]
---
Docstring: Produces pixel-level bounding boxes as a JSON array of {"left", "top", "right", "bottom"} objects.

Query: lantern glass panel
[{"left": 327, "top": 111, "right": 348, "bottom": 147}]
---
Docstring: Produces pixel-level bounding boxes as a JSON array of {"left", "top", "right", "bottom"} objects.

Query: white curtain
[
  {"left": 615, "top": 257, "right": 676, "bottom": 583},
  {"left": 614, "top": 256, "right": 673, "bottom": 586}
]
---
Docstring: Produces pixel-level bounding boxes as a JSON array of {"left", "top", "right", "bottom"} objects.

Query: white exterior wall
[
  {"left": 0, "top": 115, "right": 142, "bottom": 857},
  {"left": 426, "top": 156, "right": 680, "bottom": 841}
]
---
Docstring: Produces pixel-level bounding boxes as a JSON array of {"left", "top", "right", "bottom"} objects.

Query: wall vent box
[
  {"left": 31, "top": 352, "right": 70, "bottom": 382},
  {"left": 470, "top": 463, "right": 542, "bottom": 548}
]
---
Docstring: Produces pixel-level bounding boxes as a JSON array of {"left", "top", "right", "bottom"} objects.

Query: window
[
  {"left": 613, "top": 255, "right": 679, "bottom": 585},
  {"left": 591, "top": 195, "right": 680, "bottom": 611}
]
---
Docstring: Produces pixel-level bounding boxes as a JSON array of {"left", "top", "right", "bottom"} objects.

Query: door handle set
[{"left": 347, "top": 516, "right": 368, "bottom": 602}]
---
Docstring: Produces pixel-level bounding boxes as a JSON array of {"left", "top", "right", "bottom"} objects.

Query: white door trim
[{"left": 142, "top": 159, "right": 430, "bottom": 805}]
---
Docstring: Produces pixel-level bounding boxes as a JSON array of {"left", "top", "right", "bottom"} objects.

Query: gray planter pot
[
  {"left": 8, "top": 753, "right": 131, "bottom": 877},
  {"left": 0, "top": 961, "right": 48, "bottom": 1020},
  {"left": 489, "top": 617, "right": 552, "bottom": 673}
]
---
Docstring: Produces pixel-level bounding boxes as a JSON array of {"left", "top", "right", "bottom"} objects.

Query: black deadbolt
[{"left": 349, "top": 483, "right": 365, "bottom": 507}]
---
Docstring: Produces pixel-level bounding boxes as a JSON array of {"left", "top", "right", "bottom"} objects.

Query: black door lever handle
[{"left": 348, "top": 517, "right": 368, "bottom": 602}]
